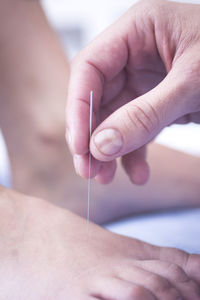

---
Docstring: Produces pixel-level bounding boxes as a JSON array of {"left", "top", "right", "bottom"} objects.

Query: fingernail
[
  {"left": 66, "top": 130, "right": 72, "bottom": 146},
  {"left": 73, "top": 155, "right": 80, "bottom": 174},
  {"left": 93, "top": 128, "right": 123, "bottom": 156}
]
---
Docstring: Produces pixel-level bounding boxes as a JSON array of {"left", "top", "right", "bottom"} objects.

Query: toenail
[
  {"left": 73, "top": 155, "right": 80, "bottom": 174},
  {"left": 66, "top": 130, "right": 72, "bottom": 146}
]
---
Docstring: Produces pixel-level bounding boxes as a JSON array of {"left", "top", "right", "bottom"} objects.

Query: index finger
[{"left": 66, "top": 21, "right": 129, "bottom": 156}]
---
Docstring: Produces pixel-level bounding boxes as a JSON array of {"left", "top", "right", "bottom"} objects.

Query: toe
[
  {"left": 117, "top": 263, "right": 182, "bottom": 300},
  {"left": 90, "top": 276, "right": 156, "bottom": 300},
  {"left": 133, "top": 260, "right": 200, "bottom": 300},
  {"left": 158, "top": 247, "right": 200, "bottom": 284}
]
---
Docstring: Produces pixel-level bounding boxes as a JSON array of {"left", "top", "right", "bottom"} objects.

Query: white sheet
[
  {"left": 106, "top": 208, "right": 200, "bottom": 254},
  {"left": 0, "top": 131, "right": 11, "bottom": 188}
]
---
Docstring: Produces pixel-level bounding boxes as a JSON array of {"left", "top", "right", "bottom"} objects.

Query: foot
[{"left": 0, "top": 186, "right": 200, "bottom": 300}]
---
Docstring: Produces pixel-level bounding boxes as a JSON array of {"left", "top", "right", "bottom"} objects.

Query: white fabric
[
  {"left": 106, "top": 209, "right": 200, "bottom": 253},
  {"left": 0, "top": 131, "right": 11, "bottom": 188},
  {"left": 155, "top": 123, "right": 200, "bottom": 157}
]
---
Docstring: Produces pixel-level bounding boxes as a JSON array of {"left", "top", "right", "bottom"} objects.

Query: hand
[
  {"left": 1, "top": 186, "right": 200, "bottom": 299},
  {"left": 66, "top": 0, "right": 200, "bottom": 184}
]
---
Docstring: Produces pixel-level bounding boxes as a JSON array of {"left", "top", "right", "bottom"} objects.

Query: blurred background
[
  {"left": 41, "top": 0, "right": 200, "bottom": 59},
  {"left": 0, "top": 0, "right": 200, "bottom": 187},
  {"left": 42, "top": 0, "right": 136, "bottom": 59}
]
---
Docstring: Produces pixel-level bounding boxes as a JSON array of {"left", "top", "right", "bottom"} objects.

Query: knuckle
[
  {"left": 160, "top": 247, "right": 188, "bottom": 268},
  {"left": 166, "top": 263, "right": 188, "bottom": 283},
  {"left": 175, "top": 249, "right": 191, "bottom": 270}
]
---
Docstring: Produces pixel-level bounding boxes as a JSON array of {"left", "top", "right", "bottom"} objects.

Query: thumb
[{"left": 90, "top": 70, "right": 191, "bottom": 161}]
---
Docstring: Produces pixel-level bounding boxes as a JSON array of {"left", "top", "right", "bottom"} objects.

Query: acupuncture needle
[{"left": 87, "top": 90, "right": 93, "bottom": 239}]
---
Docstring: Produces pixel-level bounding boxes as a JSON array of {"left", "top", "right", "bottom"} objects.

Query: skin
[
  {"left": 0, "top": 0, "right": 70, "bottom": 205},
  {"left": 1, "top": 0, "right": 200, "bottom": 225},
  {"left": 1, "top": 185, "right": 200, "bottom": 300},
  {"left": 92, "top": 143, "right": 200, "bottom": 224},
  {"left": 0, "top": 0, "right": 200, "bottom": 298},
  {"left": 66, "top": 0, "right": 200, "bottom": 184}
]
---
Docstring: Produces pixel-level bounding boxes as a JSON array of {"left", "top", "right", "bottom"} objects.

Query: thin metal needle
[{"left": 87, "top": 91, "right": 93, "bottom": 240}]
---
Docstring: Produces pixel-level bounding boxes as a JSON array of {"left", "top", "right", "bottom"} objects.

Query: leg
[
  {"left": 0, "top": 0, "right": 73, "bottom": 207},
  {"left": 1, "top": 0, "right": 200, "bottom": 224},
  {"left": 94, "top": 143, "right": 200, "bottom": 223}
]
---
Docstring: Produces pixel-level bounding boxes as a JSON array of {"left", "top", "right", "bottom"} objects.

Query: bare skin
[
  {"left": 0, "top": 0, "right": 200, "bottom": 225},
  {"left": 0, "top": 1, "right": 200, "bottom": 299},
  {"left": 92, "top": 143, "right": 200, "bottom": 224},
  {"left": 66, "top": 0, "right": 200, "bottom": 184},
  {"left": 1, "top": 185, "right": 200, "bottom": 300},
  {"left": 0, "top": 0, "right": 70, "bottom": 205}
]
